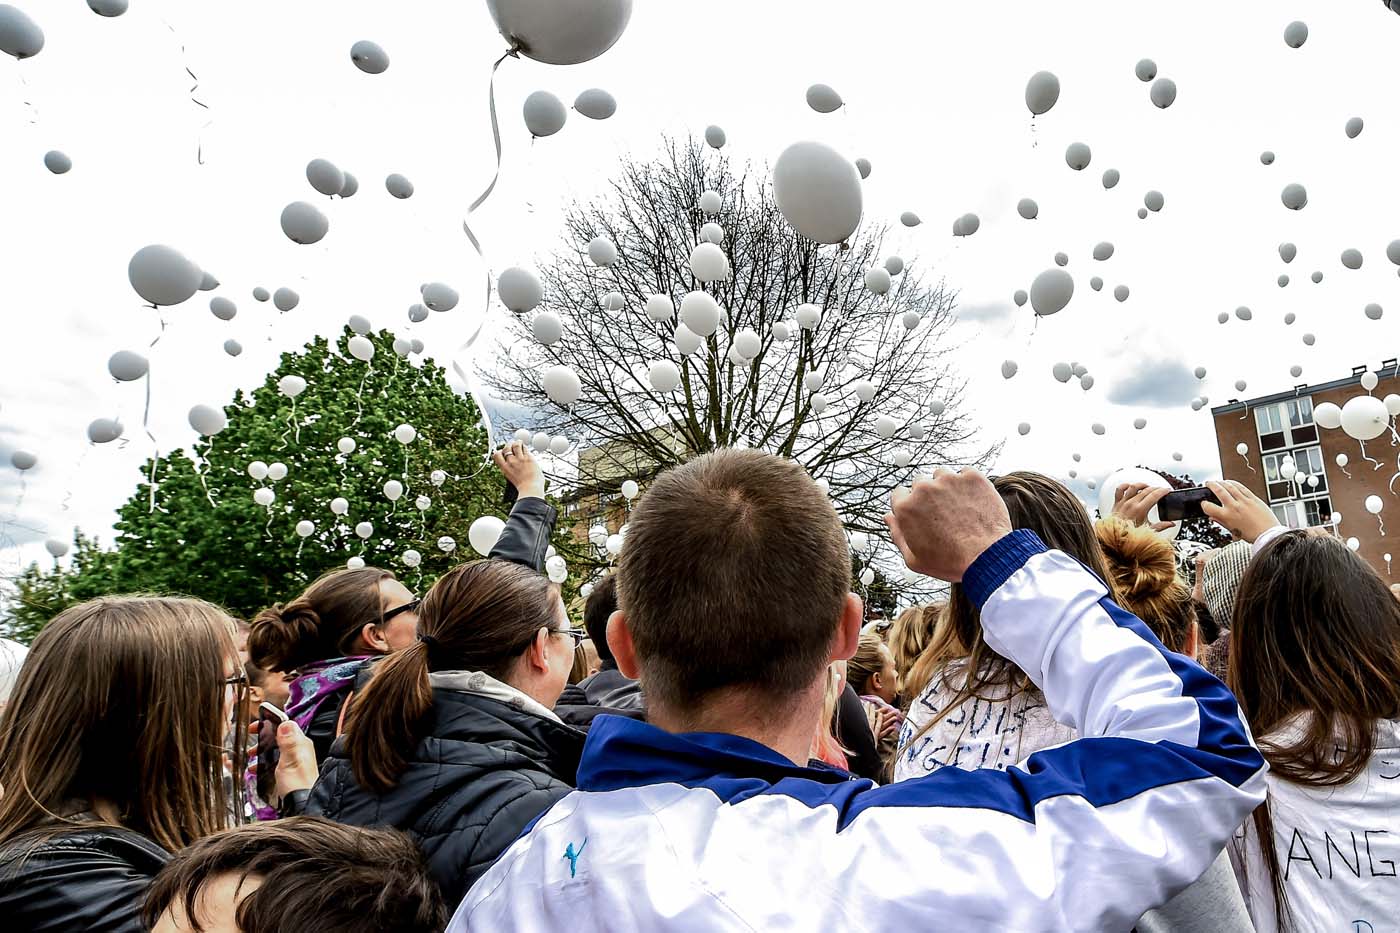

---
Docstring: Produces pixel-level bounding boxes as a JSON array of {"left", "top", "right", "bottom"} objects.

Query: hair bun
[
  {"left": 1095, "top": 517, "right": 1179, "bottom": 600},
  {"left": 248, "top": 602, "right": 323, "bottom": 673}
]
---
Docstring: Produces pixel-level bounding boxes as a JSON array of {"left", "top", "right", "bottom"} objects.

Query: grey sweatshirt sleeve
[{"left": 1134, "top": 851, "right": 1253, "bottom": 933}]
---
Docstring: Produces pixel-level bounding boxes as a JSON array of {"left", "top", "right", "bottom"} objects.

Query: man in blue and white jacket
[{"left": 449, "top": 451, "right": 1267, "bottom": 932}]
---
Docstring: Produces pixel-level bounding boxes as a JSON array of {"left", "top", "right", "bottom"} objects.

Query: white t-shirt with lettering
[{"left": 1231, "top": 715, "right": 1400, "bottom": 933}]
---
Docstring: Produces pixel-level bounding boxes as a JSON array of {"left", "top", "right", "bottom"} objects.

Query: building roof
[{"left": 1210, "top": 359, "right": 1399, "bottom": 415}]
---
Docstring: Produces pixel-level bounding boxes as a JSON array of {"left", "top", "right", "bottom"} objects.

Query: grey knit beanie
[{"left": 1202, "top": 540, "right": 1252, "bottom": 627}]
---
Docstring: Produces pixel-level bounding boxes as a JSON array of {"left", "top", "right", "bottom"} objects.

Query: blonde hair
[
  {"left": 1095, "top": 518, "right": 1196, "bottom": 654},
  {"left": 887, "top": 604, "right": 943, "bottom": 697}
]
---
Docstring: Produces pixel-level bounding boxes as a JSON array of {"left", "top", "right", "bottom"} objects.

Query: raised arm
[{"left": 487, "top": 441, "right": 558, "bottom": 572}]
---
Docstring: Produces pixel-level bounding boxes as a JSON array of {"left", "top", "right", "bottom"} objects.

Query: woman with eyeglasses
[
  {"left": 247, "top": 441, "right": 558, "bottom": 774},
  {"left": 305, "top": 558, "right": 587, "bottom": 910},
  {"left": 0, "top": 597, "right": 246, "bottom": 933}
]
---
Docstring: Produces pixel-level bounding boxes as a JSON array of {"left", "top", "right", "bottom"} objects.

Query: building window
[
  {"left": 1254, "top": 397, "right": 1316, "bottom": 452},
  {"left": 1270, "top": 497, "right": 1334, "bottom": 529}
]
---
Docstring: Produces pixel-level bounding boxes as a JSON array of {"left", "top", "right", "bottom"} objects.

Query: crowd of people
[{"left": 0, "top": 441, "right": 1396, "bottom": 931}]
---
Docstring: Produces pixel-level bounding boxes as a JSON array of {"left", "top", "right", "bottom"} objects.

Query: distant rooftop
[{"left": 1211, "top": 359, "right": 1400, "bottom": 415}]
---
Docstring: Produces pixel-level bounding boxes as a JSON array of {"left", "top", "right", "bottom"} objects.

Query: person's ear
[
  {"left": 1184, "top": 621, "right": 1200, "bottom": 660},
  {"left": 607, "top": 611, "right": 641, "bottom": 679},
  {"left": 830, "top": 593, "right": 863, "bottom": 663},
  {"left": 360, "top": 622, "right": 390, "bottom": 654},
  {"left": 525, "top": 627, "right": 553, "bottom": 674},
  {"left": 248, "top": 684, "right": 266, "bottom": 705}
]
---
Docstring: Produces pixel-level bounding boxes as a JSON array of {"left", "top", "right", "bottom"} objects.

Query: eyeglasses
[
  {"left": 554, "top": 628, "right": 587, "bottom": 648},
  {"left": 379, "top": 598, "right": 421, "bottom": 626},
  {"left": 223, "top": 671, "right": 250, "bottom": 691}
]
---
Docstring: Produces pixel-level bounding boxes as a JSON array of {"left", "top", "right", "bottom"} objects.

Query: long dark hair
[
  {"left": 1228, "top": 530, "right": 1400, "bottom": 930},
  {"left": 343, "top": 560, "right": 558, "bottom": 793},
  {"left": 248, "top": 567, "right": 394, "bottom": 672},
  {"left": 0, "top": 597, "right": 244, "bottom": 853}
]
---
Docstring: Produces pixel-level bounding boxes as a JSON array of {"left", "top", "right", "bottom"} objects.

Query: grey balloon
[
  {"left": 1092, "top": 424, "right": 1105, "bottom": 436},
  {"left": 10, "top": 450, "right": 36, "bottom": 470},
  {"left": 422, "top": 282, "right": 459, "bottom": 312},
  {"left": 1194, "top": 366, "right": 1207, "bottom": 379},
  {"left": 385, "top": 173, "right": 414, "bottom": 199},
  {"left": 199, "top": 271, "right": 219, "bottom": 291},
  {"left": 855, "top": 158, "right": 871, "bottom": 179},
  {"left": 1284, "top": 312, "right": 1296, "bottom": 324},
  {"left": 1092, "top": 242, "right": 1114, "bottom": 261},
  {"left": 1133, "top": 417, "right": 1148, "bottom": 430},
  {"left": 1345, "top": 117, "right": 1364, "bottom": 139},
  {"left": 1025, "top": 70, "right": 1060, "bottom": 115},
  {"left": 1217, "top": 312, "right": 1229, "bottom": 323},
  {"left": 1029, "top": 268, "right": 1074, "bottom": 316},
  {"left": 1236, "top": 306, "right": 1253, "bottom": 321},
  {"left": 87, "top": 417, "right": 123, "bottom": 443},
  {"left": 273, "top": 287, "right": 299, "bottom": 312},
  {"left": 900, "top": 211, "right": 921, "bottom": 227},
  {"left": 1090, "top": 276, "right": 1103, "bottom": 291},
  {"left": 806, "top": 83, "right": 843, "bottom": 113},
  {"left": 87, "top": 0, "right": 128, "bottom": 15},
  {"left": 1114, "top": 285, "right": 1129, "bottom": 302},
  {"left": 1017, "top": 198, "right": 1039, "bottom": 220},
  {"left": 1144, "top": 190, "right": 1164, "bottom": 212},
  {"left": 1065, "top": 142, "right": 1091, "bottom": 171},
  {"left": 1137, "top": 208, "right": 1149, "bottom": 219},
  {"left": 1289, "top": 365, "right": 1302, "bottom": 378},
  {"left": 1303, "top": 333, "right": 1316, "bottom": 346},
  {"left": 350, "top": 39, "right": 389, "bottom": 74},
  {"left": 1234, "top": 380, "right": 1247, "bottom": 392},
  {"left": 1013, "top": 289, "right": 1028, "bottom": 307},
  {"left": 306, "top": 158, "right": 344, "bottom": 197},
  {"left": 575, "top": 88, "right": 617, "bottom": 120},
  {"left": 339, "top": 172, "right": 359, "bottom": 198},
  {"left": 1283, "top": 20, "right": 1308, "bottom": 49},
  {"left": 223, "top": 339, "right": 242, "bottom": 357},
  {"left": 1071, "top": 363, "right": 1087, "bottom": 378},
  {"left": 252, "top": 287, "right": 270, "bottom": 302},
  {"left": 128, "top": 244, "right": 202, "bottom": 307},
  {"left": 1149, "top": 78, "right": 1177, "bottom": 109},
  {"left": 1310, "top": 271, "right": 1323, "bottom": 283},
  {"left": 107, "top": 350, "right": 148, "bottom": 382},
  {"left": 1341, "top": 248, "right": 1363, "bottom": 270},
  {"left": 407, "top": 303, "right": 428, "bottom": 323},
  {"left": 704, "top": 125, "right": 726, "bottom": 149},
  {"left": 1018, "top": 423, "right": 1031, "bottom": 436},
  {"left": 1102, "top": 168, "right": 1120, "bottom": 189},
  {"left": 280, "top": 201, "right": 329, "bottom": 245},
  {"left": 1278, "top": 275, "right": 1290, "bottom": 288},
  {"left": 1281, "top": 183, "right": 1307, "bottom": 210},
  {"left": 1365, "top": 303, "right": 1383, "bottom": 321},
  {"left": 1260, "top": 151, "right": 1275, "bottom": 165},
  {"left": 953, "top": 213, "right": 980, "bottom": 237},
  {"left": 1054, "top": 252, "right": 1068, "bottom": 267},
  {"left": 523, "top": 90, "right": 567, "bottom": 137},
  {"left": 1052, "top": 362, "right": 1072, "bottom": 382},
  {"left": 1135, "top": 58, "right": 1156, "bottom": 81},
  {"left": 1278, "top": 242, "right": 1296, "bottom": 263},
  {"left": 43, "top": 150, "right": 71, "bottom": 174},
  {"left": 0, "top": 4, "right": 44, "bottom": 59},
  {"left": 209, "top": 297, "right": 237, "bottom": 321},
  {"left": 1387, "top": 240, "right": 1400, "bottom": 266},
  {"left": 1001, "top": 360, "right": 1019, "bottom": 379}
]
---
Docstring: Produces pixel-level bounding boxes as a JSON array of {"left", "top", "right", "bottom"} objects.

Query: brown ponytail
[
  {"left": 344, "top": 560, "right": 559, "bottom": 793},
  {"left": 249, "top": 568, "right": 393, "bottom": 672}
]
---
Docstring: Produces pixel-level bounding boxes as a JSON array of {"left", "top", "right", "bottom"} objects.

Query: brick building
[{"left": 1211, "top": 360, "right": 1399, "bottom": 581}]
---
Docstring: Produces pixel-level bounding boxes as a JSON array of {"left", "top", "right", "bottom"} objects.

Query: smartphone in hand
[
  {"left": 255, "top": 701, "right": 289, "bottom": 803},
  {"left": 1158, "top": 487, "right": 1221, "bottom": 522}
]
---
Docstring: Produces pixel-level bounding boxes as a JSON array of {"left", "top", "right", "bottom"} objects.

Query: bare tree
[{"left": 489, "top": 138, "right": 993, "bottom": 537}]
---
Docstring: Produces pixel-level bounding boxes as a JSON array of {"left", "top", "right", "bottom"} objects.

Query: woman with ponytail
[{"left": 305, "top": 558, "right": 585, "bottom": 910}]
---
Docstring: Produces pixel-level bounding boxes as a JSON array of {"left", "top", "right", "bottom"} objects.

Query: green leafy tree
[
  {"left": 4, "top": 329, "right": 589, "bottom": 632},
  {"left": 1, "top": 532, "right": 118, "bottom": 643}
]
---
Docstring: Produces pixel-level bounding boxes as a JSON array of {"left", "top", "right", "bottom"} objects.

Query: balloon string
[
  {"left": 263, "top": 507, "right": 274, "bottom": 538},
  {"left": 1379, "top": 515, "right": 1387, "bottom": 537},
  {"left": 197, "top": 435, "right": 217, "bottom": 508},
  {"left": 16, "top": 71, "right": 38, "bottom": 125},
  {"left": 1341, "top": 464, "right": 1353, "bottom": 479},
  {"left": 1241, "top": 453, "right": 1255, "bottom": 473},
  {"left": 1360, "top": 440, "right": 1381, "bottom": 470},
  {"left": 296, "top": 538, "right": 306, "bottom": 560},
  {"left": 353, "top": 366, "right": 371, "bottom": 426},
  {"left": 144, "top": 372, "right": 160, "bottom": 513},
  {"left": 279, "top": 399, "right": 295, "bottom": 449},
  {"left": 161, "top": 17, "right": 213, "bottom": 164}
]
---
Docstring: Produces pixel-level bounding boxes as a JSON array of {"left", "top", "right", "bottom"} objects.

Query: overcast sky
[{"left": 3, "top": 0, "right": 1399, "bottom": 577}]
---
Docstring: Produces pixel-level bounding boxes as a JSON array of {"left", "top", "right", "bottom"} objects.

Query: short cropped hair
[
  {"left": 616, "top": 449, "right": 850, "bottom": 709},
  {"left": 583, "top": 573, "right": 618, "bottom": 663},
  {"left": 142, "top": 817, "right": 445, "bottom": 933}
]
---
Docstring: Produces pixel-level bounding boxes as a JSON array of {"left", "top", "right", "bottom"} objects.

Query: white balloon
[
  {"left": 385, "top": 173, "right": 414, "bottom": 199},
  {"left": 952, "top": 213, "right": 980, "bottom": 237},
  {"left": 485, "top": 0, "right": 632, "bottom": 66},
  {"left": 1080, "top": 375, "right": 1095, "bottom": 391},
  {"left": 430, "top": 470, "right": 448, "bottom": 487},
  {"left": 409, "top": 338, "right": 423, "bottom": 355},
  {"left": 1001, "top": 360, "right": 1018, "bottom": 380},
  {"left": 605, "top": 533, "right": 624, "bottom": 556},
  {"left": 393, "top": 337, "right": 412, "bottom": 358},
  {"left": 587, "top": 236, "right": 618, "bottom": 266},
  {"left": 381, "top": 479, "right": 404, "bottom": 502},
  {"left": 1389, "top": 240, "right": 1400, "bottom": 266},
  {"left": 347, "top": 556, "right": 367, "bottom": 570},
  {"left": 9, "top": 449, "right": 36, "bottom": 470},
  {"left": 873, "top": 415, "right": 898, "bottom": 439},
  {"left": 339, "top": 173, "right": 359, "bottom": 198},
  {"left": 355, "top": 521, "right": 374, "bottom": 539},
  {"left": 498, "top": 267, "right": 543, "bottom": 313},
  {"left": 1025, "top": 70, "right": 1060, "bottom": 115},
  {"left": 1098, "top": 468, "right": 1178, "bottom": 540},
  {"left": 673, "top": 323, "right": 703, "bottom": 356},
  {"left": 330, "top": 497, "right": 350, "bottom": 515},
  {"left": 128, "top": 245, "right": 202, "bottom": 307},
  {"left": 619, "top": 479, "right": 640, "bottom": 501},
  {"left": 468, "top": 515, "right": 505, "bottom": 556},
  {"left": 854, "top": 380, "right": 876, "bottom": 403},
  {"left": 422, "top": 283, "right": 459, "bottom": 312},
  {"left": 1260, "top": 150, "right": 1275, "bottom": 165},
  {"left": 394, "top": 424, "right": 417, "bottom": 444},
  {"left": 574, "top": 87, "right": 617, "bottom": 119},
  {"left": 87, "top": 417, "right": 123, "bottom": 444},
  {"left": 772, "top": 321, "right": 792, "bottom": 341},
  {"left": 858, "top": 567, "right": 876, "bottom": 587},
  {"left": 1064, "top": 142, "right": 1091, "bottom": 171},
  {"left": 296, "top": 520, "right": 316, "bottom": 537},
  {"left": 1149, "top": 77, "right": 1177, "bottom": 109},
  {"left": 531, "top": 431, "right": 551, "bottom": 453},
  {"left": 805, "top": 83, "right": 843, "bottom": 113},
  {"left": 690, "top": 242, "right": 728, "bottom": 282},
  {"left": 209, "top": 297, "right": 237, "bottom": 321},
  {"left": 1281, "top": 183, "right": 1308, "bottom": 210},
  {"left": 44, "top": 538, "right": 69, "bottom": 557},
  {"left": 247, "top": 460, "right": 269, "bottom": 480},
  {"left": 402, "top": 549, "right": 421, "bottom": 568},
  {"left": 1134, "top": 417, "right": 1148, "bottom": 430},
  {"left": 188, "top": 405, "right": 227, "bottom": 436},
  {"left": 1303, "top": 333, "right": 1316, "bottom": 346},
  {"left": 795, "top": 303, "right": 822, "bottom": 329},
  {"left": 1314, "top": 402, "right": 1342, "bottom": 430},
  {"left": 1278, "top": 242, "right": 1297, "bottom": 264},
  {"left": 532, "top": 311, "right": 563, "bottom": 345},
  {"left": 1290, "top": 365, "right": 1303, "bottom": 378},
  {"left": 1367, "top": 495, "right": 1385, "bottom": 515},
  {"left": 1094, "top": 278, "right": 1106, "bottom": 292},
  {"left": 1092, "top": 423, "right": 1106, "bottom": 436},
  {"left": 1337, "top": 453, "right": 1350, "bottom": 468},
  {"left": 1092, "top": 242, "right": 1114, "bottom": 261},
  {"left": 1341, "top": 249, "right": 1363, "bottom": 270},
  {"left": 350, "top": 39, "right": 389, "bottom": 74},
  {"left": 900, "top": 211, "right": 921, "bottom": 227},
  {"left": 1017, "top": 198, "right": 1039, "bottom": 220},
  {"left": 1385, "top": 394, "right": 1400, "bottom": 416},
  {"left": 704, "top": 125, "right": 726, "bottom": 149},
  {"left": 266, "top": 462, "right": 288, "bottom": 482},
  {"left": 1365, "top": 303, "right": 1383, "bottom": 321},
  {"left": 1347, "top": 537, "right": 1360, "bottom": 552},
  {"left": 803, "top": 368, "right": 825, "bottom": 392},
  {"left": 1052, "top": 363, "right": 1072, "bottom": 383},
  {"left": 1114, "top": 285, "right": 1130, "bottom": 303},
  {"left": 348, "top": 314, "right": 372, "bottom": 335},
  {"left": 347, "top": 336, "right": 375, "bottom": 362},
  {"left": 733, "top": 329, "right": 762, "bottom": 359},
  {"left": 928, "top": 399, "right": 946, "bottom": 417},
  {"left": 1236, "top": 442, "right": 1249, "bottom": 456},
  {"left": 901, "top": 310, "right": 922, "bottom": 330},
  {"left": 408, "top": 303, "right": 428, "bottom": 323},
  {"left": 1144, "top": 190, "right": 1164, "bottom": 212},
  {"left": 1341, "top": 395, "right": 1389, "bottom": 441},
  {"left": 107, "top": 350, "right": 149, "bottom": 382},
  {"left": 864, "top": 267, "right": 892, "bottom": 295},
  {"left": 809, "top": 394, "right": 829, "bottom": 414},
  {"left": 523, "top": 90, "right": 567, "bottom": 137},
  {"left": 698, "top": 190, "right": 722, "bottom": 215},
  {"left": 1029, "top": 268, "right": 1074, "bottom": 316},
  {"left": 680, "top": 291, "right": 721, "bottom": 337},
  {"left": 415, "top": 495, "right": 432, "bottom": 511},
  {"left": 645, "top": 294, "right": 675, "bottom": 322},
  {"left": 305, "top": 159, "right": 345, "bottom": 198},
  {"left": 542, "top": 365, "right": 582, "bottom": 406},
  {"left": 1102, "top": 168, "right": 1120, "bottom": 189},
  {"left": 1135, "top": 58, "right": 1156, "bottom": 81},
  {"left": 273, "top": 287, "right": 300, "bottom": 312},
  {"left": 1013, "top": 290, "right": 1028, "bottom": 308},
  {"left": 254, "top": 488, "right": 276, "bottom": 507},
  {"left": 549, "top": 436, "right": 570, "bottom": 456},
  {"left": 278, "top": 375, "right": 307, "bottom": 398},
  {"left": 855, "top": 158, "right": 871, "bottom": 179},
  {"left": 1361, "top": 371, "right": 1379, "bottom": 391},
  {"left": 773, "top": 141, "right": 863, "bottom": 244},
  {"left": 0, "top": 4, "right": 43, "bottom": 59},
  {"left": 700, "top": 222, "right": 726, "bottom": 245},
  {"left": 1284, "top": 20, "right": 1308, "bottom": 48}
]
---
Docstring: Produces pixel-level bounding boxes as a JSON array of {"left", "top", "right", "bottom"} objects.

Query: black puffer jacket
[
  {"left": 306, "top": 686, "right": 585, "bottom": 910},
  {"left": 0, "top": 822, "right": 170, "bottom": 932}
]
